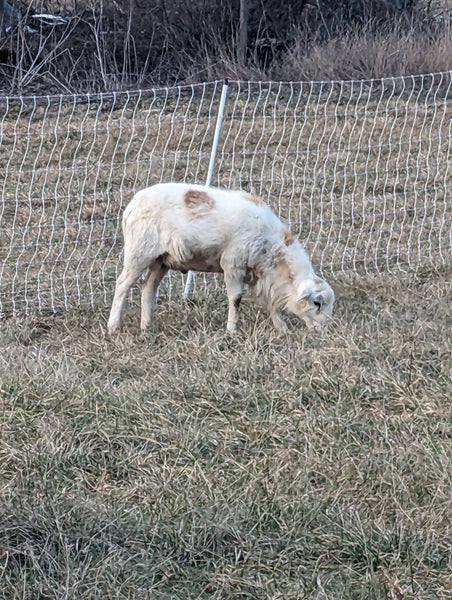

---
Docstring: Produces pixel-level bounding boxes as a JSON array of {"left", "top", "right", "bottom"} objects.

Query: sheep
[{"left": 107, "top": 182, "right": 335, "bottom": 333}]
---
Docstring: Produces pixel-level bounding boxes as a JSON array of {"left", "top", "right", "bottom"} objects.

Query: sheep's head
[{"left": 286, "top": 277, "right": 335, "bottom": 329}]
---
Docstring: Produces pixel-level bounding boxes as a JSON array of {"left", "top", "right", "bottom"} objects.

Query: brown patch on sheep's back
[
  {"left": 282, "top": 228, "right": 296, "bottom": 246},
  {"left": 184, "top": 189, "right": 215, "bottom": 216}
]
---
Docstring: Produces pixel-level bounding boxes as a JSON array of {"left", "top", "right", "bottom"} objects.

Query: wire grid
[
  {"left": 0, "top": 73, "right": 451, "bottom": 315},
  {"left": 0, "top": 82, "right": 223, "bottom": 314},
  {"left": 215, "top": 74, "right": 452, "bottom": 278}
]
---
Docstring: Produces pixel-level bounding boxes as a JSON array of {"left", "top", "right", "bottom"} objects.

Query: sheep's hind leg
[
  {"left": 108, "top": 264, "right": 146, "bottom": 333},
  {"left": 140, "top": 263, "right": 169, "bottom": 331}
]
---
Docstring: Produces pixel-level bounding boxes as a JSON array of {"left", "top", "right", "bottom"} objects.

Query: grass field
[
  {"left": 0, "top": 266, "right": 451, "bottom": 599},
  {"left": 0, "top": 74, "right": 451, "bottom": 598}
]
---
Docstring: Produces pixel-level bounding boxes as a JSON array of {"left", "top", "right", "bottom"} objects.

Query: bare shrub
[
  {"left": 276, "top": 17, "right": 452, "bottom": 81},
  {"left": 0, "top": 1, "right": 451, "bottom": 93}
]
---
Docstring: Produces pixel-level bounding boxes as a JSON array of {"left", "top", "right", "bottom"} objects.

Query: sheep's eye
[{"left": 313, "top": 300, "right": 322, "bottom": 311}]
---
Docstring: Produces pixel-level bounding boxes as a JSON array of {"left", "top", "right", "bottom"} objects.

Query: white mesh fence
[{"left": 0, "top": 73, "right": 451, "bottom": 315}]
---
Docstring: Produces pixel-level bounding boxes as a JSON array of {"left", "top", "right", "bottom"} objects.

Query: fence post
[{"left": 183, "top": 78, "right": 229, "bottom": 299}]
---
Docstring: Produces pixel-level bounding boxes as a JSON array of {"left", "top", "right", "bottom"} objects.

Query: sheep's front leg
[
  {"left": 224, "top": 271, "right": 245, "bottom": 334},
  {"left": 270, "top": 310, "right": 288, "bottom": 332},
  {"left": 140, "top": 264, "right": 168, "bottom": 331}
]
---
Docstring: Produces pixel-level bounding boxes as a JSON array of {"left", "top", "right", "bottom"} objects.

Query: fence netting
[{"left": 0, "top": 73, "right": 451, "bottom": 314}]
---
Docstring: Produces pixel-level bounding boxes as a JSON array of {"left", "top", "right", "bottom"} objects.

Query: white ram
[{"left": 107, "top": 183, "right": 334, "bottom": 333}]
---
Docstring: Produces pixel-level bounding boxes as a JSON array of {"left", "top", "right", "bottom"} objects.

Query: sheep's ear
[{"left": 297, "top": 282, "right": 313, "bottom": 302}]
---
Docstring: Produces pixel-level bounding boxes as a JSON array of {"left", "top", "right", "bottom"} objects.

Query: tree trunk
[{"left": 239, "top": 0, "right": 249, "bottom": 67}]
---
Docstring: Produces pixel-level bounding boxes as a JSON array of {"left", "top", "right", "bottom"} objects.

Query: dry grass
[
  {"left": 1, "top": 37, "right": 451, "bottom": 597},
  {"left": 275, "top": 18, "right": 452, "bottom": 83},
  {"left": 0, "top": 267, "right": 451, "bottom": 599}
]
